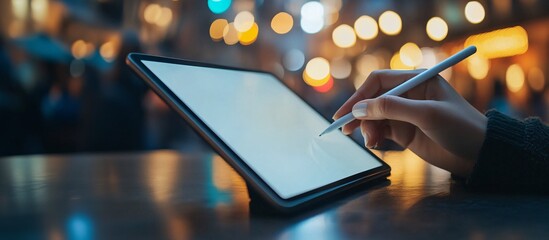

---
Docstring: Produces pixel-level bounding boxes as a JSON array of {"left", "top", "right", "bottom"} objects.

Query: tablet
[{"left": 126, "top": 53, "right": 390, "bottom": 211}]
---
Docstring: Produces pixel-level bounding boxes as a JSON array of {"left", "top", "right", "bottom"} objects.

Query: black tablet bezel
[{"left": 126, "top": 53, "right": 391, "bottom": 211}]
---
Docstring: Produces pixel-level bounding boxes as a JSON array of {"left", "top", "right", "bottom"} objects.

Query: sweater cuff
[{"left": 466, "top": 110, "right": 527, "bottom": 190}]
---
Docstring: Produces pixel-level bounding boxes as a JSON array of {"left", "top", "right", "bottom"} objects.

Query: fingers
[
  {"left": 360, "top": 120, "right": 385, "bottom": 148},
  {"left": 341, "top": 119, "right": 360, "bottom": 135},
  {"left": 333, "top": 69, "right": 425, "bottom": 120},
  {"left": 352, "top": 95, "right": 434, "bottom": 128}
]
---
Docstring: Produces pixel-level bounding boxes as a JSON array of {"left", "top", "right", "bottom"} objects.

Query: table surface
[{"left": 1, "top": 149, "right": 549, "bottom": 239}]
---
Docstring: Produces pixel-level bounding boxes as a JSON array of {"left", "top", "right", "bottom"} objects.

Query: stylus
[{"left": 319, "top": 45, "right": 477, "bottom": 137}]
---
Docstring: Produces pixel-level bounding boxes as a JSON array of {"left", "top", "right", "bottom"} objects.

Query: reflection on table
[{"left": 1, "top": 149, "right": 548, "bottom": 239}]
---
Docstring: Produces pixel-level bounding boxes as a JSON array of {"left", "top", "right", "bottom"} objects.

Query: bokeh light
[
  {"left": 305, "top": 57, "right": 330, "bottom": 80},
  {"left": 303, "top": 71, "right": 331, "bottom": 87},
  {"left": 300, "top": 1, "right": 325, "bottom": 34},
  {"left": 234, "top": 11, "right": 255, "bottom": 32},
  {"left": 222, "top": 23, "right": 239, "bottom": 45},
  {"left": 156, "top": 7, "right": 173, "bottom": 27},
  {"left": 426, "top": 17, "right": 448, "bottom": 41},
  {"left": 304, "top": 57, "right": 331, "bottom": 86},
  {"left": 143, "top": 4, "right": 172, "bottom": 27},
  {"left": 506, "top": 64, "right": 525, "bottom": 93},
  {"left": 71, "top": 40, "right": 90, "bottom": 59},
  {"left": 321, "top": 0, "right": 342, "bottom": 12},
  {"left": 271, "top": 12, "right": 293, "bottom": 34},
  {"left": 354, "top": 15, "right": 378, "bottom": 40},
  {"left": 144, "top": 4, "right": 161, "bottom": 24},
  {"left": 238, "top": 22, "right": 259, "bottom": 45},
  {"left": 465, "top": 1, "right": 485, "bottom": 24},
  {"left": 314, "top": 76, "right": 334, "bottom": 93},
  {"left": 467, "top": 54, "right": 490, "bottom": 80},
  {"left": 31, "top": 0, "right": 48, "bottom": 23},
  {"left": 208, "top": 0, "right": 231, "bottom": 14},
  {"left": 356, "top": 54, "right": 380, "bottom": 77},
  {"left": 283, "top": 49, "right": 305, "bottom": 71},
  {"left": 419, "top": 47, "right": 437, "bottom": 69},
  {"left": 528, "top": 67, "right": 545, "bottom": 92},
  {"left": 332, "top": 24, "right": 356, "bottom": 48},
  {"left": 464, "top": 26, "right": 528, "bottom": 59},
  {"left": 399, "top": 42, "right": 422, "bottom": 67},
  {"left": 99, "top": 41, "right": 117, "bottom": 62},
  {"left": 322, "top": 0, "right": 341, "bottom": 27},
  {"left": 330, "top": 57, "right": 352, "bottom": 79},
  {"left": 378, "top": 11, "right": 402, "bottom": 36},
  {"left": 210, "top": 19, "right": 228, "bottom": 41},
  {"left": 390, "top": 52, "right": 413, "bottom": 70}
]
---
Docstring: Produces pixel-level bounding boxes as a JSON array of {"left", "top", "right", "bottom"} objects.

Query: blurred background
[{"left": 0, "top": 0, "right": 548, "bottom": 157}]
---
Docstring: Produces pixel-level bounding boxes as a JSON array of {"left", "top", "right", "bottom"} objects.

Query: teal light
[{"left": 208, "top": 0, "right": 231, "bottom": 14}]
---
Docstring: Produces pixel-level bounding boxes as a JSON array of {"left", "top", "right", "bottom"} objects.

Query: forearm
[{"left": 467, "top": 110, "right": 549, "bottom": 192}]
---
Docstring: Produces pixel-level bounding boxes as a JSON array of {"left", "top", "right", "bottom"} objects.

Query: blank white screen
[{"left": 143, "top": 60, "right": 382, "bottom": 199}]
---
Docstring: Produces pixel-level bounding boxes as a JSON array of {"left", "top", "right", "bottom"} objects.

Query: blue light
[
  {"left": 67, "top": 213, "right": 94, "bottom": 240},
  {"left": 208, "top": 0, "right": 231, "bottom": 14}
]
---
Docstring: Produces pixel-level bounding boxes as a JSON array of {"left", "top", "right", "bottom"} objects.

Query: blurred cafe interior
[{"left": 0, "top": 0, "right": 548, "bottom": 156}]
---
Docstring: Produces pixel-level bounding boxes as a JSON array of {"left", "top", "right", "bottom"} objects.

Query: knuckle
[
  {"left": 370, "top": 69, "right": 387, "bottom": 78},
  {"left": 376, "top": 96, "right": 391, "bottom": 116}
]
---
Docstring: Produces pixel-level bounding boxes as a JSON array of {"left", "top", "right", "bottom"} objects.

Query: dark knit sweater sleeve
[{"left": 467, "top": 110, "right": 549, "bottom": 192}]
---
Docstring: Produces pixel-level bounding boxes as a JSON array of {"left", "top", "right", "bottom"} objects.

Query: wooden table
[{"left": 1, "top": 149, "right": 548, "bottom": 239}]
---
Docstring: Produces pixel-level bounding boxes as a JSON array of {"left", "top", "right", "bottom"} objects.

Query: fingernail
[
  {"left": 352, "top": 102, "right": 368, "bottom": 118},
  {"left": 342, "top": 128, "right": 352, "bottom": 135}
]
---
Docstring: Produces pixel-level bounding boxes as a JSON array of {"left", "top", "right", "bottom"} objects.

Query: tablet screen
[{"left": 142, "top": 60, "right": 382, "bottom": 199}]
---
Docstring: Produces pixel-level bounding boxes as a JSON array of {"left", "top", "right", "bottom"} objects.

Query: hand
[{"left": 333, "top": 70, "right": 487, "bottom": 177}]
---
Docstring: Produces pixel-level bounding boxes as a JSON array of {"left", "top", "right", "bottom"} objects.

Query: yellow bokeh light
[
  {"left": 271, "top": 12, "right": 293, "bottom": 34},
  {"left": 378, "top": 11, "right": 402, "bottom": 36},
  {"left": 234, "top": 11, "right": 255, "bottom": 32},
  {"left": 465, "top": 1, "right": 485, "bottom": 24},
  {"left": 144, "top": 4, "right": 161, "bottom": 24},
  {"left": 506, "top": 64, "right": 525, "bottom": 93},
  {"left": 305, "top": 57, "right": 331, "bottom": 82},
  {"left": 303, "top": 71, "right": 331, "bottom": 87},
  {"left": 354, "top": 15, "right": 378, "bottom": 40},
  {"left": 156, "top": 7, "right": 173, "bottom": 27},
  {"left": 71, "top": 40, "right": 89, "bottom": 59},
  {"left": 238, "top": 22, "right": 259, "bottom": 45},
  {"left": 31, "top": 0, "right": 48, "bottom": 23},
  {"left": 12, "top": 0, "right": 28, "bottom": 20},
  {"left": 399, "top": 42, "right": 422, "bottom": 67},
  {"left": 467, "top": 54, "right": 490, "bottom": 80},
  {"left": 210, "top": 19, "right": 229, "bottom": 41},
  {"left": 332, "top": 24, "right": 356, "bottom": 48},
  {"left": 464, "top": 26, "right": 528, "bottom": 59},
  {"left": 223, "top": 23, "right": 239, "bottom": 45},
  {"left": 100, "top": 41, "right": 118, "bottom": 62},
  {"left": 426, "top": 17, "right": 448, "bottom": 41},
  {"left": 527, "top": 67, "right": 545, "bottom": 92},
  {"left": 390, "top": 52, "right": 413, "bottom": 70}
]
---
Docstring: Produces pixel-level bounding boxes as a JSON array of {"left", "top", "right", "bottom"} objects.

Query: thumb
[{"left": 352, "top": 95, "right": 430, "bottom": 126}]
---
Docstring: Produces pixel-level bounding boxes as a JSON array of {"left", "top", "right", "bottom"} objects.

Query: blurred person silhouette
[
  {"left": 80, "top": 31, "right": 147, "bottom": 151},
  {"left": 335, "top": 70, "right": 549, "bottom": 193}
]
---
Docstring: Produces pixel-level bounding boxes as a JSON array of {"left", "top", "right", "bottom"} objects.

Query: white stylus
[{"left": 319, "top": 45, "right": 477, "bottom": 137}]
